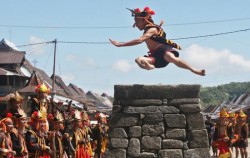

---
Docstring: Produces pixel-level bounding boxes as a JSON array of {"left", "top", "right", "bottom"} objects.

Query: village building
[{"left": 0, "top": 39, "right": 112, "bottom": 117}]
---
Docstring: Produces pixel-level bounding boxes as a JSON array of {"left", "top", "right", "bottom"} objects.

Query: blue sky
[{"left": 1, "top": 0, "right": 250, "bottom": 96}]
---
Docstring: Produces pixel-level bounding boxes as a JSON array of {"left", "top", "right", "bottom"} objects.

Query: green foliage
[{"left": 201, "top": 82, "right": 250, "bottom": 108}]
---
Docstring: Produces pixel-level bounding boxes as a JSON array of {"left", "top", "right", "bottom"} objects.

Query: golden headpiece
[
  {"left": 220, "top": 107, "right": 229, "bottom": 118},
  {"left": 9, "top": 91, "right": 23, "bottom": 102},
  {"left": 73, "top": 110, "right": 81, "bottom": 120},
  {"left": 229, "top": 111, "right": 236, "bottom": 118},
  {"left": 82, "top": 111, "right": 89, "bottom": 121},
  {"left": 16, "top": 109, "right": 27, "bottom": 119},
  {"left": 54, "top": 111, "right": 64, "bottom": 122},
  {"left": 30, "top": 110, "right": 47, "bottom": 122},
  {"left": 36, "top": 83, "right": 50, "bottom": 94},
  {"left": 238, "top": 109, "right": 247, "bottom": 118}
]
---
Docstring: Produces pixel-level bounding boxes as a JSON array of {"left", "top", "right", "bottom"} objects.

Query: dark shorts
[
  {"left": 147, "top": 45, "right": 179, "bottom": 68},
  {"left": 234, "top": 139, "right": 248, "bottom": 148}
]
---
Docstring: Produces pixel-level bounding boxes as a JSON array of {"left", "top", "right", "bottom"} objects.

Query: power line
[
  {"left": 166, "top": 17, "right": 250, "bottom": 26},
  {"left": 1, "top": 17, "right": 250, "bottom": 29},
  {"left": 171, "top": 28, "right": 250, "bottom": 40},
  {"left": 57, "top": 41, "right": 110, "bottom": 44},
  {"left": 16, "top": 41, "right": 54, "bottom": 47},
  {"left": 15, "top": 28, "right": 250, "bottom": 47}
]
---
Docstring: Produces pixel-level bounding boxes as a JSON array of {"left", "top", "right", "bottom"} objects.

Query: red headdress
[
  {"left": 30, "top": 110, "right": 47, "bottom": 124},
  {"left": 127, "top": 7, "right": 159, "bottom": 27},
  {"left": 128, "top": 7, "right": 155, "bottom": 18},
  {"left": 0, "top": 113, "right": 13, "bottom": 132}
]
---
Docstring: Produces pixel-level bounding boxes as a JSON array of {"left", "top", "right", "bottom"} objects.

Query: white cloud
[
  {"left": 66, "top": 55, "right": 96, "bottom": 67},
  {"left": 28, "top": 36, "right": 47, "bottom": 56},
  {"left": 61, "top": 73, "right": 75, "bottom": 84},
  {"left": 66, "top": 54, "right": 78, "bottom": 63},
  {"left": 183, "top": 44, "right": 250, "bottom": 74},
  {"left": 113, "top": 59, "right": 134, "bottom": 73}
]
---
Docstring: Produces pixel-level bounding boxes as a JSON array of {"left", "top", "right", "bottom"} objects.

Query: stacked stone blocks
[{"left": 106, "top": 85, "right": 210, "bottom": 158}]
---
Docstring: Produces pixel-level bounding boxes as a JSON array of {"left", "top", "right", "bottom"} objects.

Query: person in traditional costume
[
  {"left": 213, "top": 107, "right": 233, "bottom": 158},
  {"left": 48, "top": 110, "right": 67, "bottom": 158},
  {"left": 25, "top": 111, "right": 52, "bottom": 158},
  {"left": 31, "top": 83, "right": 51, "bottom": 133},
  {"left": 71, "top": 110, "right": 88, "bottom": 158},
  {"left": 228, "top": 111, "right": 238, "bottom": 156},
  {"left": 92, "top": 113, "right": 108, "bottom": 158},
  {"left": 0, "top": 113, "right": 16, "bottom": 158},
  {"left": 205, "top": 115, "right": 215, "bottom": 148},
  {"left": 31, "top": 83, "right": 51, "bottom": 115},
  {"left": 60, "top": 107, "right": 74, "bottom": 158},
  {"left": 81, "top": 111, "right": 92, "bottom": 157},
  {"left": 234, "top": 110, "right": 248, "bottom": 158},
  {"left": 109, "top": 7, "right": 205, "bottom": 76},
  {"left": 10, "top": 109, "right": 28, "bottom": 158}
]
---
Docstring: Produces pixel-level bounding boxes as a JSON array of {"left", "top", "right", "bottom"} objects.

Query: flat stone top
[{"left": 114, "top": 84, "right": 201, "bottom": 100}]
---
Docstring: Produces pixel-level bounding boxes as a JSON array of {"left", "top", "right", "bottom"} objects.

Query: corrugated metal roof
[
  {"left": 0, "top": 68, "right": 26, "bottom": 76},
  {"left": 0, "top": 39, "right": 20, "bottom": 51},
  {"left": 0, "top": 52, "right": 25, "bottom": 64},
  {"left": 0, "top": 39, "right": 25, "bottom": 64}
]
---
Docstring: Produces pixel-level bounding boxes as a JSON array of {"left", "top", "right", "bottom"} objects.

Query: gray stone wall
[{"left": 106, "top": 85, "right": 210, "bottom": 158}]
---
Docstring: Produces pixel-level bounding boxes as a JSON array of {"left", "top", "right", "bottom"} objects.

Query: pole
[{"left": 52, "top": 39, "right": 57, "bottom": 115}]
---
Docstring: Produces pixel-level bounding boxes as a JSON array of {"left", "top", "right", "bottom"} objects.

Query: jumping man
[{"left": 109, "top": 7, "right": 205, "bottom": 76}]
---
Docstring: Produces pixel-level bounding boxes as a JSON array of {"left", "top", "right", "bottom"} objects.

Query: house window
[
  {"left": 9, "top": 76, "right": 14, "bottom": 86},
  {"left": 0, "top": 76, "right": 7, "bottom": 85}
]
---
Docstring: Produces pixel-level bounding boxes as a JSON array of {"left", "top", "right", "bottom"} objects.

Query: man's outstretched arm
[{"left": 109, "top": 28, "right": 156, "bottom": 47}]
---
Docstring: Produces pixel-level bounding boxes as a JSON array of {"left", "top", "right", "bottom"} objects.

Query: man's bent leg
[
  {"left": 135, "top": 57, "right": 155, "bottom": 70},
  {"left": 164, "top": 52, "right": 205, "bottom": 76}
]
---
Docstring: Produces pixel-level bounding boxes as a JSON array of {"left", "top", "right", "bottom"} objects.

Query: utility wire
[
  {"left": 1, "top": 17, "right": 250, "bottom": 29},
  {"left": 57, "top": 41, "right": 110, "bottom": 44},
  {"left": 15, "top": 28, "right": 250, "bottom": 47},
  {"left": 171, "top": 28, "right": 250, "bottom": 40},
  {"left": 166, "top": 17, "right": 250, "bottom": 26},
  {"left": 17, "top": 41, "right": 54, "bottom": 47}
]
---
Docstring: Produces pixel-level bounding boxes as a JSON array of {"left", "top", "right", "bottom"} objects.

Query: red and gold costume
[
  {"left": 0, "top": 114, "right": 16, "bottom": 158},
  {"left": 25, "top": 111, "right": 51, "bottom": 158},
  {"left": 213, "top": 108, "right": 233, "bottom": 158},
  {"left": 92, "top": 113, "right": 108, "bottom": 158},
  {"left": 10, "top": 109, "right": 28, "bottom": 158},
  {"left": 82, "top": 112, "right": 92, "bottom": 158},
  {"left": 234, "top": 110, "right": 248, "bottom": 149},
  {"left": 31, "top": 83, "right": 51, "bottom": 116},
  {"left": 71, "top": 110, "right": 89, "bottom": 158},
  {"left": 49, "top": 111, "right": 65, "bottom": 158}
]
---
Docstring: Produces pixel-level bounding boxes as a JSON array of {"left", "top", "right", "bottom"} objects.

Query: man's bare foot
[{"left": 192, "top": 69, "right": 206, "bottom": 76}]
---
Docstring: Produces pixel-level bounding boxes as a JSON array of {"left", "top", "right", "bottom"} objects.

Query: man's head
[
  {"left": 72, "top": 110, "right": 82, "bottom": 128},
  {"left": 30, "top": 111, "right": 47, "bottom": 131},
  {"left": 53, "top": 111, "right": 64, "bottom": 130},
  {"left": 0, "top": 114, "right": 14, "bottom": 133},
  {"left": 15, "top": 109, "right": 28, "bottom": 128},
  {"left": 237, "top": 109, "right": 247, "bottom": 123},
  {"left": 95, "top": 112, "right": 107, "bottom": 124},
  {"left": 82, "top": 111, "right": 90, "bottom": 126},
  {"left": 128, "top": 7, "right": 155, "bottom": 30},
  {"left": 219, "top": 107, "right": 229, "bottom": 125}
]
